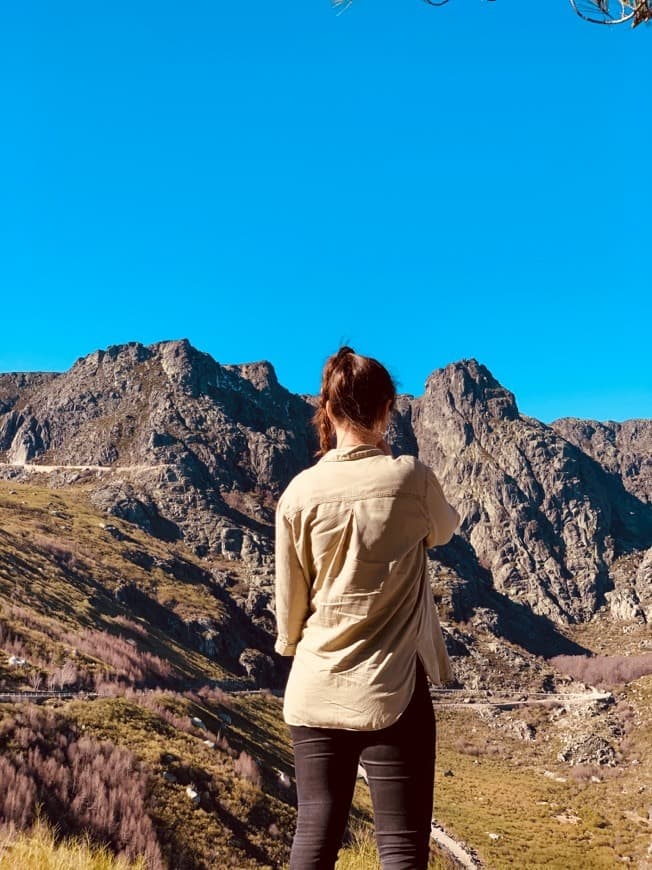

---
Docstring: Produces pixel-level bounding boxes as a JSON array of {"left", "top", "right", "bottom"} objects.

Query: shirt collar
[{"left": 320, "top": 444, "right": 384, "bottom": 462}]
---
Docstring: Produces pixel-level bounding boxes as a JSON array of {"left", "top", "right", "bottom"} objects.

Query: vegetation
[
  {"left": 1, "top": 479, "right": 651, "bottom": 867},
  {"left": 333, "top": 825, "right": 458, "bottom": 869},
  {"left": 548, "top": 652, "right": 652, "bottom": 688},
  {"left": 0, "top": 704, "right": 161, "bottom": 867},
  {"left": 0, "top": 480, "right": 237, "bottom": 693},
  {"left": 0, "top": 816, "right": 145, "bottom": 870},
  {"left": 432, "top": 674, "right": 652, "bottom": 868},
  {"left": 0, "top": 480, "right": 297, "bottom": 868},
  {"left": 0, "top": 692, "right": 298, "bottom": 869}
]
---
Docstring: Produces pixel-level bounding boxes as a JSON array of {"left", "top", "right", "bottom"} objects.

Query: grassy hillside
[
  {"left": 432, "top": 672, "right": 652, "bottom": 868},
  {"left": 0, "top": 478, "right": 299, "bottom": 867},
  {"left": 0, "top": 477, "right": 260, "bottom": 692},
  {"left": 2, "top": 478, "right": 652, "bottom": 868}
]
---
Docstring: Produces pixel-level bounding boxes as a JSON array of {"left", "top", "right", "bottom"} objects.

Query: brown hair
[{"left": 313, "top": 346, "right": 397, "bottom": 456}]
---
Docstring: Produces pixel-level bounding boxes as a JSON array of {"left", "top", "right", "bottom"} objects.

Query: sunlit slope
[{"left": 0, "top": 478, "right": 271, "bottom": 689}]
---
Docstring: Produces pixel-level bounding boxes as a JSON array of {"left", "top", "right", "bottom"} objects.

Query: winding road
[{"left": 0, "top": 461, "right": 166, "bottom": 473}]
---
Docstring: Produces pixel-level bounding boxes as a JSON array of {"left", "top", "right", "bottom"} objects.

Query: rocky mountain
[
  {"left": 1, "top": 339, "right": 650, "bottom": 654},
  {"left": 551, "top": 417, "right": 652, "bottom": 504},
  {"left": 0, "top": 340, "right": 314, "bottom": 565},
  {"left": 413, "top": 360, "right": 652, "bottom": 624}
]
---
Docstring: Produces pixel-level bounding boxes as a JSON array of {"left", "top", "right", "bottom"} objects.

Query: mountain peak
[
  {"left": 426, "top": 358, "right": 519, "bottom": 421},
  {"left": 72, "top": 341, "right": 153, "bottom": 372},
  {"left": 225, "top": 361, "right": 279, "bottom": 393}
]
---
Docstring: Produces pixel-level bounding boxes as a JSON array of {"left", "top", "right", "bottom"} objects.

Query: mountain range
[{"left": 1, "top": 338, "right": 651, "bottom": 683}]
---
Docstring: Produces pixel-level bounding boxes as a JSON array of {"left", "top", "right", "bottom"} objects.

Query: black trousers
[{"left": 288, "top": 658, "right": 436, "bottom": 870}]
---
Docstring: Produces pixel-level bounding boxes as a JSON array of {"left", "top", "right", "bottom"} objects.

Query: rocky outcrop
[
  {"left": 413, "top": 360, "right": 652, "bottom": 623},
  {"left": 557, "top": 734, "right": 617, "bottom": 766},
  {"left": 552, "top": 418, "right": 652, "bottom": 505},
  {"left": 0, "top": 372, "right": 59, "bottom": 417},
  {"left": 0, "top": 340, "right": 315, "bottom": 490},
  {"left": 0, "top": 339, "right": 316, "bottom": 563},
  {"left": 606, "top": 547, "right": 652, "bottom": 623}
]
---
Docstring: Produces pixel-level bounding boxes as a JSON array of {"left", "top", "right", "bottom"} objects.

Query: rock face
[
  {"left": 1, "top": 341, "right": 651, "bottom": 631},
  {"left": 0, "top": 340, "right": 314, "bottom": 490},
  {"left": 557, "top": 734, "right": 617, "bottom": 767},
  {"left": 552, "top": 418, "right": 652, "bottom": 505},
  {"left": 606, "top": 547, "right": 652, "bottom": 623},
  {"left": 0, "top": 340, "right": 315, "bottom": 565},
  {"left": 413, "top": 360, "right": 652, "bottom": 623}
]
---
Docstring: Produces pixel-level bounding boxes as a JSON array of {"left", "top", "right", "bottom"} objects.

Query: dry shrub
[
  {"left": 0, "top": 815, "right": 147, "bottom": 870},
  {"left": 75, "top": 628, "right": 175, "bottom": 689},
  {"left": 568, "top": 763, "right": 601, "bottom": 783},
  {"left": 549, "top": 653, "right": 652, "bottom": 688},
  {"left": 618, "top": 733, "right": 638, "bottom": 756},
  {"left": 0, "top": 707, "right": 163, "bottom": 868},
  {"left": 234, "top": 751, "right": 262, "bottom": 788},
  {"left": 0, "top": 758, "right": 38, "bottom": 827},
  {"left": 113, "top": 616, "right": 148, "bottom": 638},
  {"left": 615, "top": 703, "right": 636, "bottom": 733},
  {"left": 452, "top": 736, "right": 485, "bottom": 757},
  {"left": 7, "top": 606, "right": 65, "bottom": 642},
  {"left": 31, "top": 534, "right": 82, "bottom": 572},
  {"left": 195, "top": 684, "right": 231, "bottom": 707},
  {"left": 120, "top": 688, "right": 234, "bottom": 754}
]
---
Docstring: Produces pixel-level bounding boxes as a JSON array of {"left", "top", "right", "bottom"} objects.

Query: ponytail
[
  {"left": 312, "top": 345, "right": 396, "bottom": 457},
  {"left": 314, "top": 404, "right": 334, "bottom": 456}
]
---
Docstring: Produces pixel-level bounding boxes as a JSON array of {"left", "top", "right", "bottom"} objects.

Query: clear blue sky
[{"left": 1, "top": 1, "right": 650, "bottom": 422}]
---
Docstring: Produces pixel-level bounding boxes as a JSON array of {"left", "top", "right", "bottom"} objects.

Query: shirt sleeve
[
  {"left": 274, "top": 502, "right": 311, "bottom": 656},
  {"left": 424, "top": 466, "right": 460, "bottom": 548}
]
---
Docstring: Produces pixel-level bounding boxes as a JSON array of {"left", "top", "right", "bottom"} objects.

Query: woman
[{"left": 274, "top": 346, "right": 460, "bottom": 870}]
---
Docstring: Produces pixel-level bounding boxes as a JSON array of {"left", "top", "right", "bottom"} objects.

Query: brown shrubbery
[
  {"left": 568, "top": 763, "right": 602, "bottom": 783},
  {"left": 76, "top": 628, "right": 174, "bottom": 689},
  {"left": 452, "top": 735, "right": 504, "bottom": 758},
  {"left": 0, "top": 707, "right": 164, "bottom": 868},
  {"left": 234, "top": 751, "right": 262, "bottom": 787},
  {"left": 113, "top": 615, "right": 149, "bottom": 638},
  {"left": 549, "top": 653, "right": 652, "bottom": 688},
  {"left": 1, "top": 609, "right": 179, "bottom": 692},
  {"left": 121, "top": 687, "right": 234, "bottom": 753}
]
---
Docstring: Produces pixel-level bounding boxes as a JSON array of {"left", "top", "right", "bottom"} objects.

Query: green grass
[
  {"left": 432, "top": 675, "right": 652, "bottom": 869},
  {"left": 62, "top": 694, "right": 296, "bottom": 869},
  {"left": 0, "top": 480, "right": 298, "bottom": 868},
  {"left": 334, "top": 825, "right": 457, "bottom": 870}
]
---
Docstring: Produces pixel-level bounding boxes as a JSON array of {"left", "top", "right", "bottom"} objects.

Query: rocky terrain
[{"left": 1, "top": 339, "right": 651, "bottom": 679}]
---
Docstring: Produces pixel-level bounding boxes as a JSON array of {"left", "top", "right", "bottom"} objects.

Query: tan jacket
[{"left": 274, "top": 444, "right": 460, "bottom": 730}]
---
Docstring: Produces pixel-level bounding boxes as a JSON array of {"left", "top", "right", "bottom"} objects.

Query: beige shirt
[{"left": 274, "top": 444, "right": 460, "bottom": 730}]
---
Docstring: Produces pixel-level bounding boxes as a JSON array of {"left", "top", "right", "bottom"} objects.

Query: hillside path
[
  {"left": 430, "top": 824, "right": 482, "bottom": 869},
  {"left": 0, "top": 461, "right": 166, "bottom": 473},
  {"left": 429, "top": 687, "right": 612, "bottom": 708}
]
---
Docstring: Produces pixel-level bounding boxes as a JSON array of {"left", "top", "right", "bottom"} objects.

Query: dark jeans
[{"left": 288, "top": 658, "right": 436, "bottom": 870}]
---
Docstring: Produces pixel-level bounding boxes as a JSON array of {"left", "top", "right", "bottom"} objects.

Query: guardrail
[
  {"left": 429, "top": 687, "right": 613, "bottom": 707},
  {"left": 0, "top": 690, "right": 94, "bottom": 701}
]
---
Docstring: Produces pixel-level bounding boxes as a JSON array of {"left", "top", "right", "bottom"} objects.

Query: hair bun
[{"left": 335, "top": 345, "right": 355, "bottom": 360}]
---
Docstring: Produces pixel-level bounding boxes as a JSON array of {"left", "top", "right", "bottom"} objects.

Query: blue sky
[{"left": 1, "top": 1, "right": 650, "bottom": 422}]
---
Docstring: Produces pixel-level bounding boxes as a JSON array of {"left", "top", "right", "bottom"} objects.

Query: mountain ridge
[{"left": 1, "top": 338, "right": 650, "bottom": 633}]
